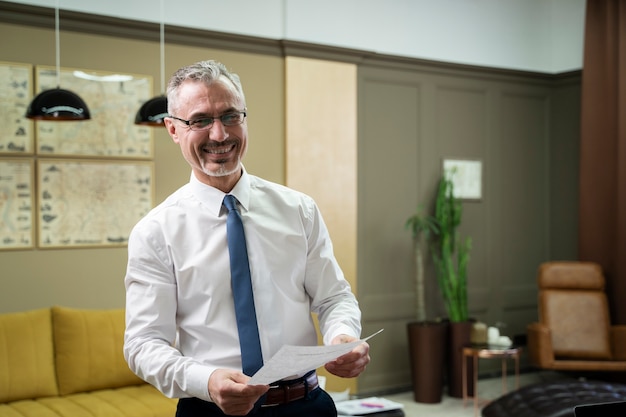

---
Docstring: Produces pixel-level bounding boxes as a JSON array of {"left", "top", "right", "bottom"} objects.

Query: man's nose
[{"left": 208, "top": 119, "right": 228, "bottom": 141}]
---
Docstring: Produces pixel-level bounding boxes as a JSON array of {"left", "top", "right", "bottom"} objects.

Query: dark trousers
[{"left": 175, "top": 388, "right": 337, "bottom": 417}]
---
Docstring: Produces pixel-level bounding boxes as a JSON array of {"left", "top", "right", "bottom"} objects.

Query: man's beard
[{"left": 202, "top": 159, "right": 240, "bottom": 177}]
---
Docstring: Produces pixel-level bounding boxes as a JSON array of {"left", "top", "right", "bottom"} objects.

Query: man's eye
[
  {"left": 191, "top": 118, "right": 213, "bottom": 128},
  {"left": 221, "top": 113, "right": 239, "bottom": 124}
]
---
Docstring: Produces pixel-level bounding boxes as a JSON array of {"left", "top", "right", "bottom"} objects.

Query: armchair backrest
[{"left": 538, "top": 261, "right": 612, "bottom": 360}]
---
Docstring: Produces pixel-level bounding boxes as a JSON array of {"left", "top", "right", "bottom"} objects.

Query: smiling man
[{"left": 123, "top": 60, "right": 369, "bottom": 417}]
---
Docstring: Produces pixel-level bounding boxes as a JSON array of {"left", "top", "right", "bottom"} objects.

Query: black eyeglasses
[{"left": 168, "top": 111, "right": 247, "bottom": 131}]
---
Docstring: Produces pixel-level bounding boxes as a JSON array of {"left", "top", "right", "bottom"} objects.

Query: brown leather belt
[{"left": 263, "top": 371, "right": 319, "bottom": 406}]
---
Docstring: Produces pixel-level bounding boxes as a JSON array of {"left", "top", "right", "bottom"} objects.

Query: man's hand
[
  {"left": 208, "top": 369, "right": 269, "bottom": 416},
  {"left": 324, "top": 334, "right": 370, "bottom": 378}
]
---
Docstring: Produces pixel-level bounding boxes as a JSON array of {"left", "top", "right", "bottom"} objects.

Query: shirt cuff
[
  {"left": 324, "top": 324, "right": 361, "bottom": 345},
  {"left": 185, "top": 363, "right": 217, "bottom": 401}
]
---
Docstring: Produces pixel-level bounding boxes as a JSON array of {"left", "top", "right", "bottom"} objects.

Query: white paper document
[
  {"left": 248, "top": 329, "right": 383, "bottom": 385},
  {"left": 335, "top": 396, "right": 404, "bottom": 415}
]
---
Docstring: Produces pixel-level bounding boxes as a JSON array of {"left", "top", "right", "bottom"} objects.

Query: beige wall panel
[
  {"left": 285, "top": 57, "right": 357, "bottom": 289},
  {"left": 549, "top": 80, "right": 580, "bottom": 260},
  {"left": 433, "top": 84, "right": 490, "bottom": 319},
  {"left": 357, "top": 75, "right": 423, "bottom": 394},
  {"left": 285, "top": 56, "right": 358, "bottom": 393}
]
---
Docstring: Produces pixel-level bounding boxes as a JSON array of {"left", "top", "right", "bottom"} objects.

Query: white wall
[{"left": 9, "top": 0, "right": 586, "bottom": 73}]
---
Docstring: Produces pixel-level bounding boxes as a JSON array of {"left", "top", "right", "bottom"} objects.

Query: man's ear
[{"left": 164, "top": 118, "right": 179, "bottom": 143}]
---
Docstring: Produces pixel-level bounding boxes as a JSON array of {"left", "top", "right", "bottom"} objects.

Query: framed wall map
[
  {"left": 37, "top": 159, "right": 154, "bottom": 248},
  {"left": 0, "top": 158, "right": 34, "bottom": 249},
  {"left": 35, "top": 66, "right": 154, "bottom": 158},
  {"left": 0, "top": 61, "right": 34, "bottom": 155}
]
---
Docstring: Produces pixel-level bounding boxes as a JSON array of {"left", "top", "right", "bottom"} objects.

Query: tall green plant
[
  {"left": 432, "top": 173, "right": 471, "bottom": 322},
  {"left": 405, "top": 205, "right": 439, "bottom": 322}
]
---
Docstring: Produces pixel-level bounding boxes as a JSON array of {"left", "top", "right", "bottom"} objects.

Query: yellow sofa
[{"left": 0, "top": 306, "right": 177, "bottom": 417}]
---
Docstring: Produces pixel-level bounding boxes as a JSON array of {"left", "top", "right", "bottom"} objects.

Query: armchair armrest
[
  {"left": 610, "top": 325, "right": 626, "bottom": 360},
  {"left": 527, "top": 322, "right": 555, "bottom": 368}
]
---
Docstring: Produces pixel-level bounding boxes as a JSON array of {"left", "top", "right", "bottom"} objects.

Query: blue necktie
[{"left": 223, "top": 194, "right": 263, "bottom": 376}]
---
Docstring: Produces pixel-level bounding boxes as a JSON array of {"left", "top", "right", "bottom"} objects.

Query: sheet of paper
[
  {"left": 335, "top": 396, "right": 404, "bottom": 415},
  {"left": 248, "top": 329, "right": 383, "bottom": 385}
]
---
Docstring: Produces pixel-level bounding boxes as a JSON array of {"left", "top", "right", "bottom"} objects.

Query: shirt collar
[
  {"left": 188, "top": 166, "right": 251, "bottom": 216},
  {"left": 229, "top": 168, "right": 251, "bottom": 213}
]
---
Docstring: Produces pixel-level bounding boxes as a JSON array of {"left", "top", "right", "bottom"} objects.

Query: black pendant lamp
[
  {"left": 135, "top": 95, "right": 167, "bottom": 125},
  {"left": 135, "top": 0, "right": 167, "bottom": 126},
  {"left": 26, "top": 1, "right": 90, "bottom": 121}
]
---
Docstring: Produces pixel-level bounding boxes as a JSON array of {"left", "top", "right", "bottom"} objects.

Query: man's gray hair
[{"left": 166, "top": 60, "right": 245, "bottom": 114}]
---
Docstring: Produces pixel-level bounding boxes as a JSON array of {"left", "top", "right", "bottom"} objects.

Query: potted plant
[
  {"left": 432, "top": 171, "right": 471, "bottom": 323},
  {"left": 405, "top": 204, "right": 439, "bottom": 323},
  {"left": 404, "top": 204, "right": 447, "bottom": 403},
  {"left": 431, "top": 169, "right": 473, "bottom": 398}
]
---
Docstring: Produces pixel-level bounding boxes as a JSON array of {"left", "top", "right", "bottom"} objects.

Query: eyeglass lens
[{"left": 189, "top": 112, "right": 245, "bottom": 130}]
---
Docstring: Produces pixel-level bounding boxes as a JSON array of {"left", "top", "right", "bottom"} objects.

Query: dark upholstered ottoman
[{"left": 481, "top": 379, "right": 626, "bottom": 417}]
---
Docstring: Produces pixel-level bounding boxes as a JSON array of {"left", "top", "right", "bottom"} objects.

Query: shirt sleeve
[
  {"left": 123, "top": 219, "right": 215, "bottom": 401},
  {"left": 303, "top": 199, "right": 362, "bottom": 345}
]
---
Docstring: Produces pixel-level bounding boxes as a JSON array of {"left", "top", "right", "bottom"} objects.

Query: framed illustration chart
[
  {"left": 37, "top": 159, "right": 154, "bottom": 248},
  {"left": 0, "top": 61, "right": 34, "bottom": 155},
  {"left": 0, "top": 158, "right": 34, "bottom": 250}
]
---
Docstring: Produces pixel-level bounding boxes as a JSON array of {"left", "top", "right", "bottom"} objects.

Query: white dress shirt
[{"left": 123, "top": 168, "right": 362, "bottom": 401}]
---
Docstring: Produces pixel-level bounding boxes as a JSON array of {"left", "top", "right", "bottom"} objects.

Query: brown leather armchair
[{"left": 527, "top": 261, "right": 626, "bottom": 372}]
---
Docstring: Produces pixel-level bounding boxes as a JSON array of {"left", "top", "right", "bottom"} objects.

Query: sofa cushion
[
  {"left": 52, "top": 306, "right": 143, "bottom": 396},
  {"left": 0, "top": 308, "right": 59, "bottom": 403},
  {"left": 0, "top": 385, "right": 177, "bottom": 417}
]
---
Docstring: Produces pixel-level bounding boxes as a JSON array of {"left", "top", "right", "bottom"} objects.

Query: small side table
[{"left": 462, "top": 344, "right": 522, "bottom": 417}]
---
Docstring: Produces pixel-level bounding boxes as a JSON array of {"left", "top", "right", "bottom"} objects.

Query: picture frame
[
  {"left": 0, "top": 158, "right": 34, "bottom": 249},
  {"left": 443, "top": 158, "right": 483, "bottom": 201},
  {"left": 0, "top": 61, "right": 34, "bottom": 155},
  {"left": 37, "top": 159, "right": 154, "bottom": 248}
]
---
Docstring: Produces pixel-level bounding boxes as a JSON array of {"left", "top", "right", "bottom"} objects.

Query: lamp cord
[
  {"left": 55, "top": 0, "right": 60, "bottom": 88},
  {"left": 159, "top": 0, "right": 165, "bottom": 95}
]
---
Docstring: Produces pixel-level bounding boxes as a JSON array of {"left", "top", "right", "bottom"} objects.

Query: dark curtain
[{"left": 579, "top": 0, "right": 626, "bottom": 324}]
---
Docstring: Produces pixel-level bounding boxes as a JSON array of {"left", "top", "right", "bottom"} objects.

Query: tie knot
[{"left": 223, "top": 194, "right": 237, "bottom": 213}]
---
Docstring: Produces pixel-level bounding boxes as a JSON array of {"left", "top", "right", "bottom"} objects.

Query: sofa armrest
[
  {"left": 610, "top": 325, "right": 626, "bottom": 360},
  {"left": 527, "top": 322, "right": 555, "bottom": 368}
]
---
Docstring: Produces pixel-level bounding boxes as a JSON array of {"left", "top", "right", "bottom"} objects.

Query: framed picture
[
  {"left": 443, "top": 158, "right": 483, "bottom": 200},
  {"left": 34, "top": 65, "right": 154, "bottom": 158},
  {"left": 37, "top": 159, "right": 154, "bottom": 248},
  {"left": 0, "top": 158, "right": 34, "bottom": 249},
  {"left": 0, "top": 61, "right": 34, "bottom": 155}
]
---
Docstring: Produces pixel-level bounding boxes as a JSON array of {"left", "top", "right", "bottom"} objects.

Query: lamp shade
[
  {"left": 26, "top": 88, "right": 91, "bottom": 120},
  {"left": 135, "top": 95, "right": 168, "bottom": 126}
]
